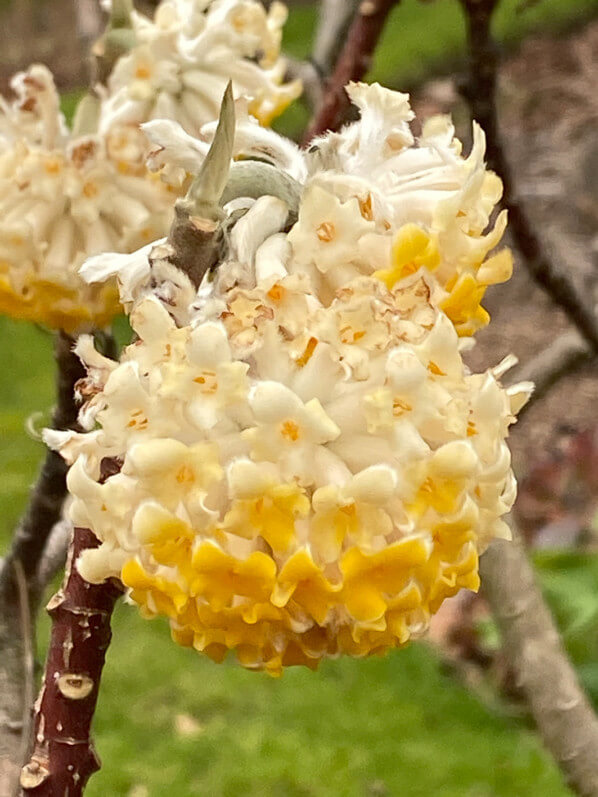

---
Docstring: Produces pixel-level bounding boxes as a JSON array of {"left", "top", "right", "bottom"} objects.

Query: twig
[
  {"left": 512, "top": 331, "right": 592, "bottom": 418},
  {"left": 481, "top": 529, "right": 598, "bottom": 796},
  {"left": 284, "top": 1, "right": 360, "bottom": 116},
  {"left": 0, "top": 333, "right": 84, "bottom": 796},
  {"left": 304, "top": 0, "right": 401, "bottom": 143},
  {"left": 20, "top": 527, "right": 123, "bottom": 796},
  {"left": 458, "top": 0, "right": 598, "bottom": 355},
  {"left": 312, "top": 0, "right": 361, "bottom": 76}
]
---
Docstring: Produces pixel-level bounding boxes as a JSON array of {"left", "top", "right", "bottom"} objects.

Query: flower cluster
[
  {"left": 51, "top": 83, "right": 531, "bottom": 674},
  {"left": 149, "top": 82, "right": 512, "bottom": 336},
  {"left": 101, "top": 0, "right": 301, "bottom": 135},
  {"left": 0, "top": 1, "right": 298, "bottom": 333},
  {"left": 0, "top": 66, "right": 173, "bottom": 332}
]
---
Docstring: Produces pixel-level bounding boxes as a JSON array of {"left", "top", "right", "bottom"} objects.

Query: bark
[
  {"left": 481, "top": 533, "right": 598, "bottom": 796},
  {"left": 304, "top": 0, "right": 401, "bottom": 143},
  {"left": 21, "top": 528, "right": 123, "bottom": 796}
]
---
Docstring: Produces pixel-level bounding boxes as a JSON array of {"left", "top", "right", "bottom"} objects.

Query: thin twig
[
  {"left": 481, "top": 529, "right": 598, "bottom": 796},
  {"left": 21, "top": 527, "right": 123, "bottom": 796},
  {"left": 312, "top": 0, "right": 361, "bottom": 76},
  {"left": 284, "top": 1, "right": 360, "bottom": 116},
  {"left": 285, "top": 57, "right": 323, "bottom": 115},
  {"left": 458, "top": 0, "right": 598, "bottom": 355},
  {"left": 0, "top": 566, "right": 31, "bottom": 797},
  {"left": 304, "top": 0, "right": 401, "bottom": 143}
]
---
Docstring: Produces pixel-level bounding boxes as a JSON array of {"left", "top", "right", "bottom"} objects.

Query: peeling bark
[{"left": 21, "top": 528, "right": 123, "bottom": 796}]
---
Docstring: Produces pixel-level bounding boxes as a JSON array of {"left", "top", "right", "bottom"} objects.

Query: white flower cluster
[
  {"left": 101, "top": 0, "right": 301, "bottom": 135},
  {"left": 0, "top": 0, "right": 298, "bottom": 332},
  {"left": 51, "top": 83, "right": 531, "bottom": 674},
  {"left": 0, "top": 65, "right": 173, "bottom": 331},
  {"left": 145, "top": 82, "right": 512, "bottom": 335}
]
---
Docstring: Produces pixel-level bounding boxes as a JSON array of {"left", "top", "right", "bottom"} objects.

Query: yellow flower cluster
[
  {"left": 49, "top": 83, "right": 530, "bottom": 674},
  {"left": 54, "top": 263, "right": 529, "bottom": 674},
  {"left": 375, "top": 222, "right": 513, "bottom": 337}
]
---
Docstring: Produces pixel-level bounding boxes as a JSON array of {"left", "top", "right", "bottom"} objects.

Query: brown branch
[
  {"left": 481, "top": 530, "right": 598, "bottom": 796},
  {"left": 458, "top": 0, "right": 598, "bottom": 355},
  {"left": 304, "top": 0, "right": 401, "bottom": 143},
  {"left": 21, "top": 527, "right": 123, "bottom": 796}
]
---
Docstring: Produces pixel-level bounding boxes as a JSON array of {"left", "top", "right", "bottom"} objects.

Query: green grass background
[{"left": 3, "top": 0, "right": 598, "bottom": 793}]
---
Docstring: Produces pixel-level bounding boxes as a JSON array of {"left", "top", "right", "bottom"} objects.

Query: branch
[
  {"left": 458, "top": 0, "right": 598, "bottom": 355},
  {"left": 458, "top": 4, "right": 598, "bottom": 790},
  {"left": 284, "top": 1, "right": 359, "bottom": 116},
  {"left": 304, "top": 0, "right": 401, "bottom": 143},
  {"left": 312, "top": 0, "right": 361, "bottom": 77},
  {"left": 20, "top": 527, "right": 123, "bottom": 796},
  {"left": 512, "top": 331, "right": 592, "bottom": 418},
  {"left": 0, "top": 562, "right": 34, "bottom": 797},
  {"left": 480, "top": 529, "right": 598, "bottom": 796},
  {"left": 284, "top": 57, "right": 323, "bottom": 115},
  {"left": 0, "top": 332, "right": 84, "bottom": 608}
]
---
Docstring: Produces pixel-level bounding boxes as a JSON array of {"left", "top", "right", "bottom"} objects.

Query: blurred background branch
[{"left": 304, "top": 0, "right": 402, "bottom": 141}]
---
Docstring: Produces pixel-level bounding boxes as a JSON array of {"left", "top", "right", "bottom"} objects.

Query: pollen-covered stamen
[
  {"left": 193, "top": 370, "right": 218, "bottom": 394},
  {"left": 316, "top": 222, "right": 335, "bottom": 242},
  {"left": 280, "top": 419, "right": 300, "bottom": 442}
]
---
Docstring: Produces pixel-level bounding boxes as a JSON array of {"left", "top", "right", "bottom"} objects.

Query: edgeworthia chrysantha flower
[
  {"left": 49, "top": 82, "right": 532, "bottom": 675},
  {"left": 100, "top": 0, "right": 301, "bottom": 135},
  {"left": 0, "top": 2, "right": 298, "bottom": 333},
  {"left": 144, "top": 82, "right": 511, "bottom": 336},
  {"left": 0, "top": 65, "right": 173, "bottom": 332}
]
